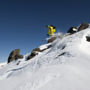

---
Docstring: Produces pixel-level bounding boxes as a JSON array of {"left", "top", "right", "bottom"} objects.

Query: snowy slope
[
  {"left": 0, "top": 27, "right": 90, "bottom": 90},
  {"left": 0, "top": 62, "right": 7, "bottom": 68}
]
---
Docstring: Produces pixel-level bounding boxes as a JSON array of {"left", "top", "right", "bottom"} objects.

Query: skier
[{"left": 46, "top": 25, "right": 56, "bottom": 37}]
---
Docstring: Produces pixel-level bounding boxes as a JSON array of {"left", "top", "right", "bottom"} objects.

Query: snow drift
[{"left": 0, "top": 26, "right": 90, "bottom": 90}]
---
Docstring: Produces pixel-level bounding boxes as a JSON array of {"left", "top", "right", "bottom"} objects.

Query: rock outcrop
[
  {"left": 67, "top": 22, "right": 89, "bottom": 35},
  {"left": 67, "top": 26, "right": 77, "bottom": 34},
  {"left": 27, "top": 45, "right": 52, "bottom": 60},
  {"left": 86, "top": 36, "right": 90, "bottom": 42},
  {"left": 48, "top": 37, "right": 56, "bottom": 43},
  {"left": 78, "top": 22, "right": 89, "bottom": 31},
  {"left": 27, "top": 48, "right": 41, "bottom": 60},
  {"left": 27, "top": 37, "right": 56, "bottom": 60},
  {"left": 8, "top": 49, "right": 23, "bottom": 63}
]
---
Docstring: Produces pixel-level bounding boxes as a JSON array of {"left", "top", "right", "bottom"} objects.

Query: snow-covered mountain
[{"left": 0, "top": 27, "right": 90, "bottom": 90}]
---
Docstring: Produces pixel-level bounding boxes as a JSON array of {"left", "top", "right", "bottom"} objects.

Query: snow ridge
[{"left": 0, "top": 28, "right": 90, "bottom": 90}]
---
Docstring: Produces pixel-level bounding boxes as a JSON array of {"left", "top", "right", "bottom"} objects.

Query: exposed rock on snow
[
  {"left": 78, "top": 22, "right": 89, "bottom": 31},
  {"left": 67, "top": 22, "right": 89, "bottom": 35},
  {"left": 67, "top": 26, "right": 77, "bottom": 34},
  {"left": 86, "top": 36, "right": 90, "bottom": 42},
  {"left": 8, "top": 49, "right": 23, "bottom": 63},
  {"left": 48, "top": 37, "right": 56, "bottom": 43},
  {"left": 27, "top": 43, "right": 52, "bottom": 60}
]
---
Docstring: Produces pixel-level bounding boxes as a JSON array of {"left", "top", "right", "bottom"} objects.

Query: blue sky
[{"left": 0, "top": 0, "right": 90, "bottom": 62}]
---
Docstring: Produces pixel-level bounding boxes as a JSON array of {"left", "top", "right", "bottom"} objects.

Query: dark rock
[
  {"left": 61, "top": 45, "right": 66, "bottom": 50},
  {"left": 8, "top": 49, "right": 23, "bottom": 63},
  {"left": 78, "top": 22, "right": 89, "bottom": 31},
  {"left": 67, "top": 26, "right": 77, "bottom": 34},
  {"left": 32, "top": 48, "right": 48, "bottom": 52},
  {"left": 32, "top": 48, "right": 41, "bottom": 52},
  {"left": 47, "top": 45, "right": 52, "bottom": 49},
  {"left": 27, "top": 48, "right": 41, "bottom": 60},
  {"left": 55, "top": 52, "right": 66, "bottom": 58},
  {"left": 27, "top": 47, "right": 46, "bottom": 60},
  {"left": 27, "top": 51, "right": 37, "bottom": 60},
  {"left": 48, "top": 37, "right": 56, "bottom": 43},
  {"left": 86, "top": 36, "right": 90, "bottom": 42},
  {"left": 56, "top": 52, "right": 71, "bottom": 58},
  {"left": 32, "top": 48, "right": 46, "bottom": 53},
  {"left": 27, "top": 44, "right": 53, "bottom": 60},
  {"left": 17, "top": 61, "right": 21, "bottom": 65},
  {"left": 58, "top": 52, "right": 66, "bottom": 56}
]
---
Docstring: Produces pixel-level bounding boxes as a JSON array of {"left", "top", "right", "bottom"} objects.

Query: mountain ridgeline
[
  {"left": 0, "top": 22, "right": 90, "bottom": 90},
  {"left": 8, "top": 22, "right": 89, "bottom": 64}
]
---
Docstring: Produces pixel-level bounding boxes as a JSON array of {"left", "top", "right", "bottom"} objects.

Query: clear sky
[{"left": 0, "top": 0, "right": 90, "bottom": 62}]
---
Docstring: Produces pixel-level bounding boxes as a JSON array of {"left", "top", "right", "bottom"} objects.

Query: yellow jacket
[{"left": 48, "top": 26, "right": 56, "bottom": 36}]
